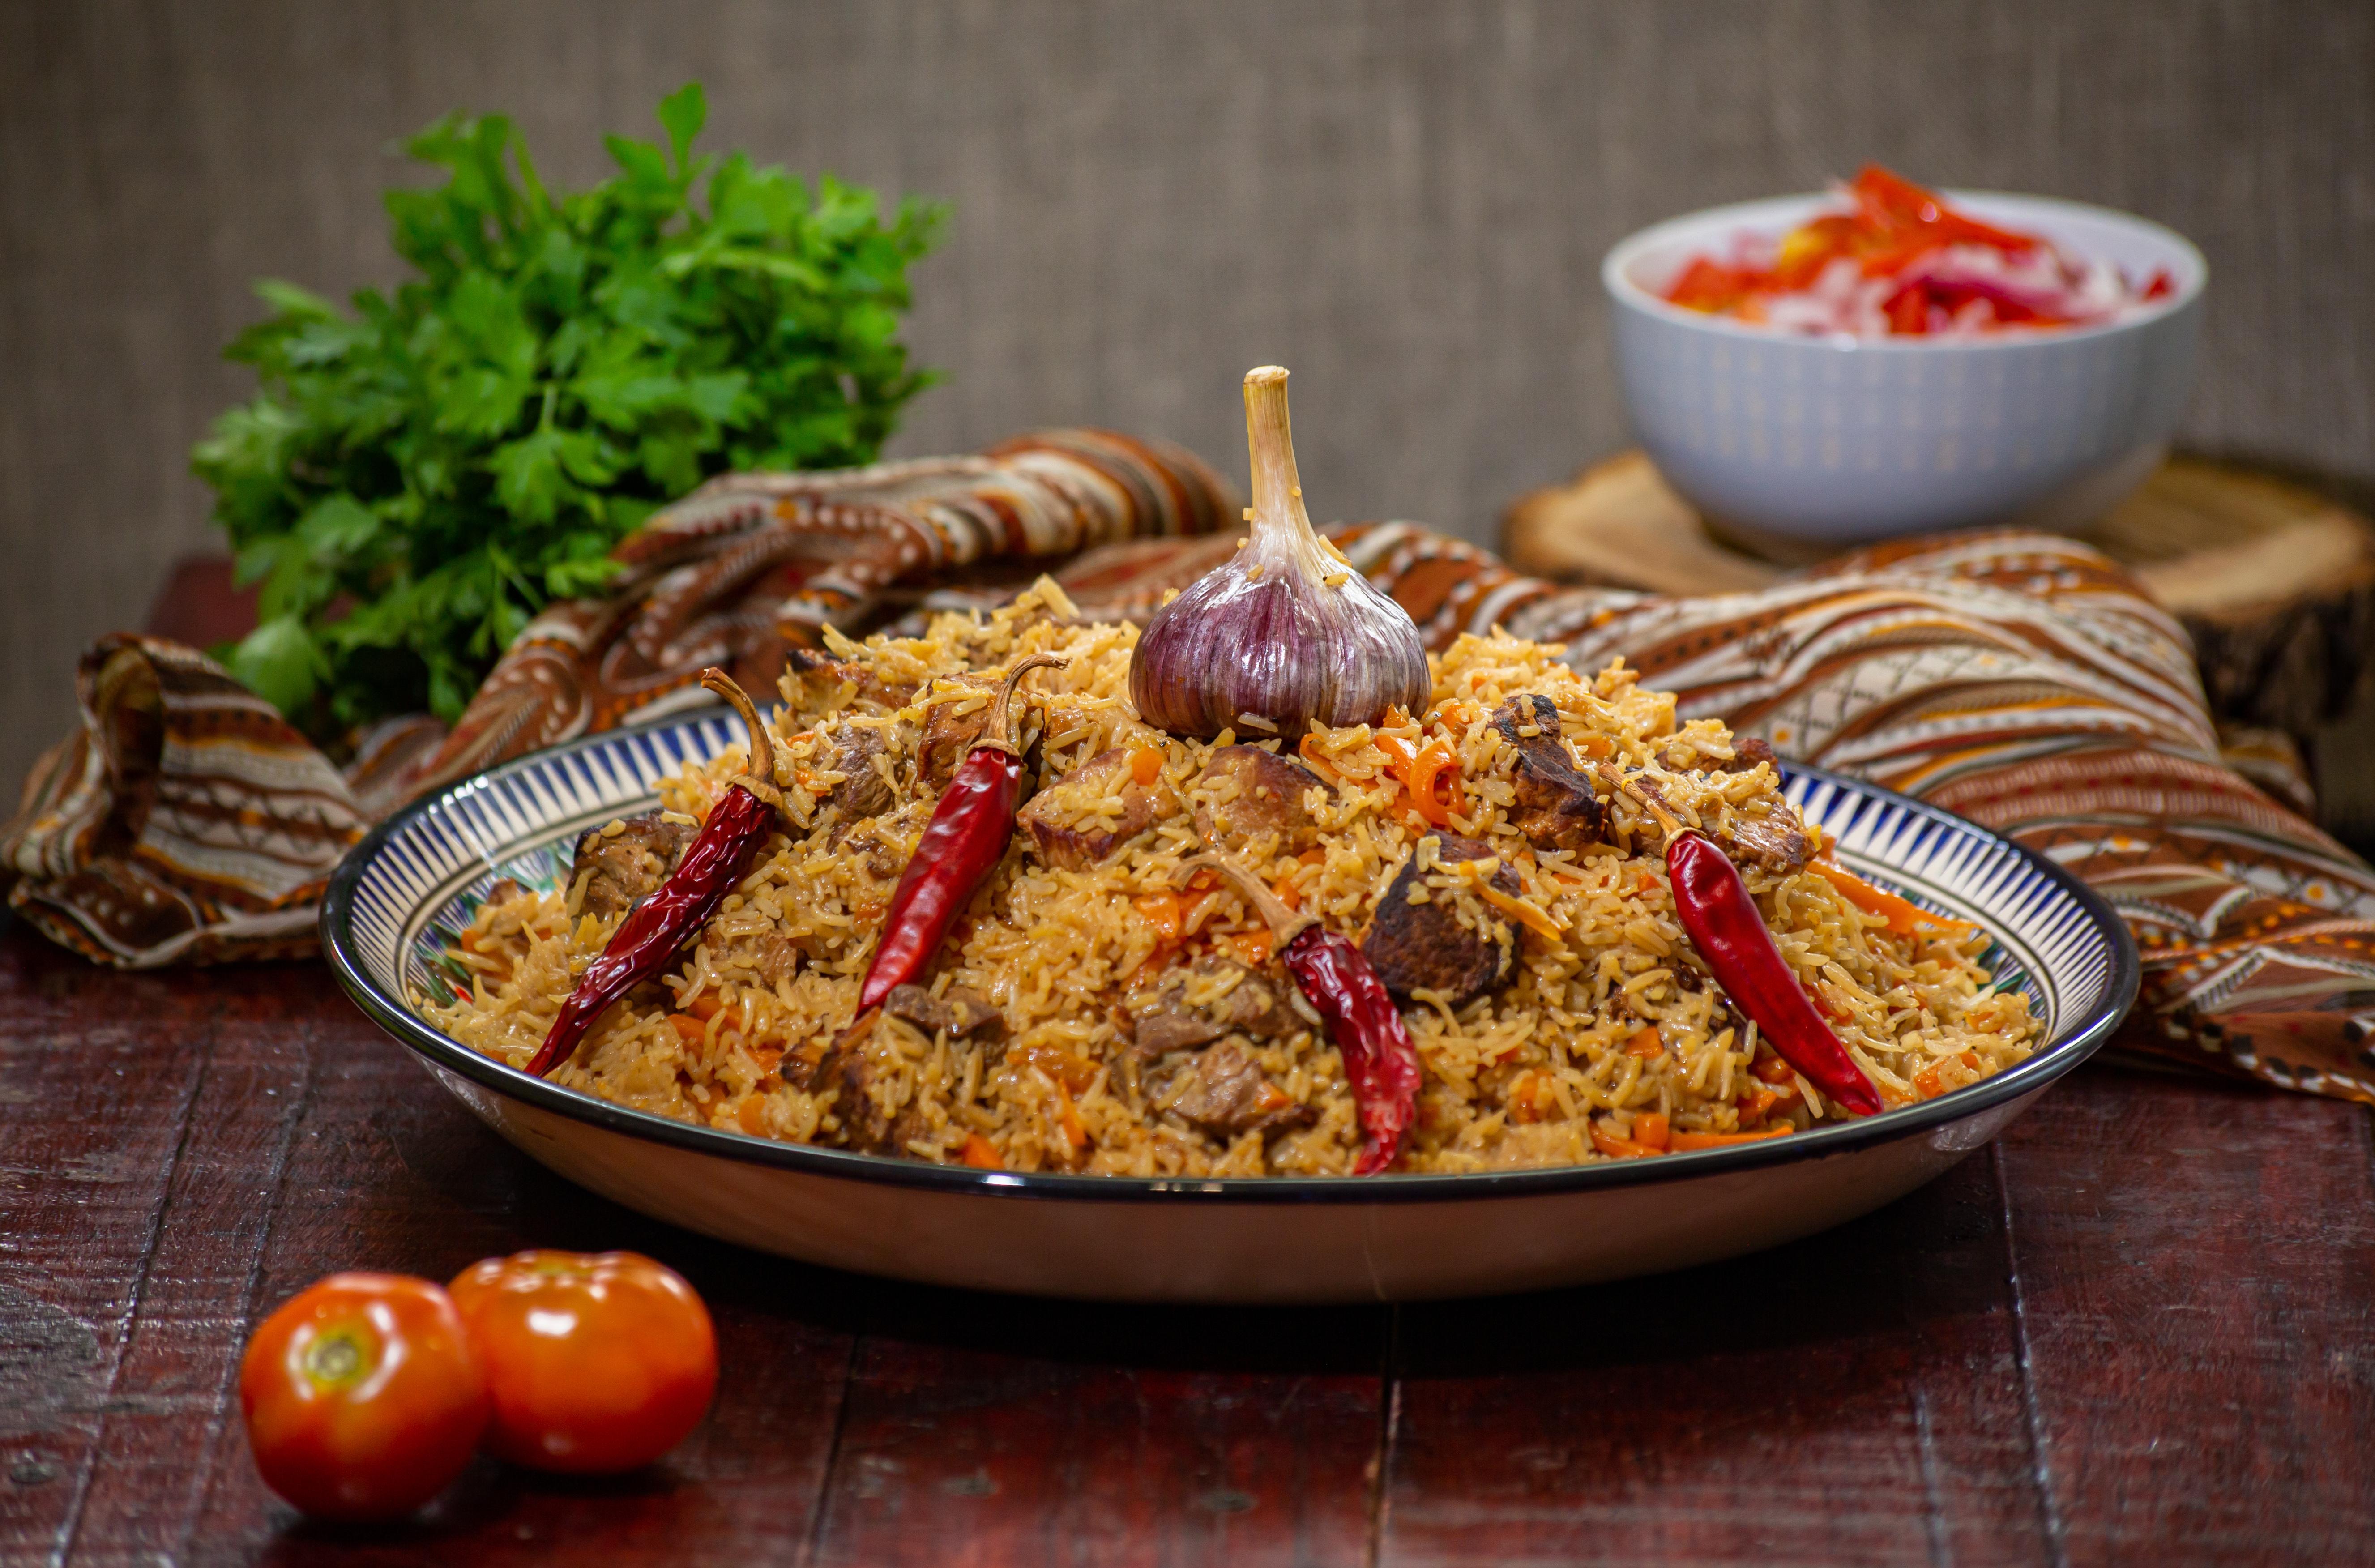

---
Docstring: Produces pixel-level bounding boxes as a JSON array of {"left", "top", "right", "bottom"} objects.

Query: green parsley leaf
[{"left": 191, "top": 81, "right": 943, "bottom": 746}]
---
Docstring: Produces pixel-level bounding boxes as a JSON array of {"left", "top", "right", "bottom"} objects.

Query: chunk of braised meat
[
  {"left": 1362, "top": 833, "right": 1521, "bottom": 1005},
  {"left": 1628, "top": 770, "right": 1812, "bottom": 875},
  {"left": 1127, "top": 955, "right": 1299, "bottom": 1058},
  {"left": 568, "top": 813, "right": 697, "bottom": 919},
  {"left": 751, "top": 934, "right": 804, "bottom": 987},
  {"left": 787, "top": 647, "right": 918, "bottom": 712},
  {"left": 1725, "top": 807, "right": 1813, "bottom": 873},
  {"left": 1660, "top": 733, "right": 1777, "bottom": 774},
  {"left": 779, "top": 1037, "right": 833, "bottom": 1093},
  {"left": 1722, "top": 736, "right": 1779, "bottom": 773},
  {"left": 838, "top": 799, "right": 932, "bottom": 883},
  {"left": 917, "top": 675, "right": 1001, "bottom": 789},
  {"left": 1191, "top": 745, "right": 1326, "bottom": 857},
  {"left": 818, "top": 724, "right": 895, "bottom": 827},
  {"left": 882, "top": 983, "right": 1007, "bottom": 1043},
  {"left": 831, "top": 1049, "right": 931, "bottom": 1156},
  {"left": 1157, "top": 1040, "right": 1311, "bottom": 1138},
  {"left": 1491, "top": 695, "right": 1607, "bottom": 856},
  {"left": 1017, "top": 746, "right": 1179, "bottom": 871}
]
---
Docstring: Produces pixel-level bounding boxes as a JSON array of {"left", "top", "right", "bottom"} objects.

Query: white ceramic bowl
[
  {"left": 320, "top": 710, "right": 2136, "bottom": 1304},
  {"left": 1602, "top": 191, "right": 2207, "bottom": 547}
]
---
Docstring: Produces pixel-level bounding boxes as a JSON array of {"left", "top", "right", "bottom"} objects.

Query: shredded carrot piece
[
  {"left": 1401, "top": 740, "right": 1461, "bottom": 827},
  {"left": 1296, "top": 734, "right": 1345, "bottom": 781},
  {"left": 1811, "top": 861, "right": 1976, "bottom": 937},
  {"left": 1914, "top": 1064, "right": 1948, "bottom": 1098},
  {"left": 1128, "top": 745, "right": 1165, "bottom": 787},
  {"left": 1739, "top": 1085, "right": 1783, "bottom": 1124},
  {"left": 1222, "top": 928, "right": 1273, "bottom": 968},
  {"left": 737, "top": 1097, "right": 767, "bottom": 1135},
  {"left": 1507, "top": 1072, "right": 1555, "bottom": 1125},
  {"left": 1271, "top": 876, "right": 1303, "bottom": 913},
  {"left": 1132, "top": 893, "right": 1184, "bottom": 945},
  {"left": 1461, "top": 864, "right": 1565, "bottom": 941},
  {"left": 685, "top": 993, "right": 726, "bottom": 1021},
  {"left": 668, "top": 1014, "right": 709, "bottom": 1043},
  {"left": 1013, "top": 1041, "right": 1098, "bottom": 1094},
  {"left": 960, "top": 1133, "right": 1003, "bottom": 1170},
  {"left": 1624, "top": 1026, "right": 1665, "bottom": 1059},
  {"left": 1590, "top": 1123, "right": 1663, "bottom": 1159},
  {"left": 1751, "top": 1054, "right": 1797, "bottom": 1086},
  {"left": 1053, "top": 1081, "right": 1088, "bottom": 1151},
  {"left": 1632, "top": 1112, "right": 1670, "bottom": 1150},
  {"left": 1671, "top": 1127, "right": 1795, "bottom": 1151}
]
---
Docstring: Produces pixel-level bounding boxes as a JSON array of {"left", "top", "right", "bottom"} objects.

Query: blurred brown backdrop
[{"left": 3, "top": 0, "right": 2371, "bottom": 799}]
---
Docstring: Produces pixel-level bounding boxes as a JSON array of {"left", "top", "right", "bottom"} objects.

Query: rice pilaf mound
[{"left": 434, "top": 581, "right": 2038, "bottom": 1176}]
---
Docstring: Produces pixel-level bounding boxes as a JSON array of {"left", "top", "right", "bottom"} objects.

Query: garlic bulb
[{"left": 1129, "top": 367, "right": 1431, "bottom": 741}]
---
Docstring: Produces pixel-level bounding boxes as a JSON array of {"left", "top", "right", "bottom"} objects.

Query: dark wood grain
[
  {"left": 1999, "top": 1078, "right": 2375, "bottom": 1562},
  {"left": 1382, "top": 1146, "right": 2050, "bottom": 1565},
  {"left": 809, "top": 1303, "right": 1384, "bottom": 1566}
]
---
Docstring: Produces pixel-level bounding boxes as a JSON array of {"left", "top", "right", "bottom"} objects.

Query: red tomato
[
  {"left": 238, "top": 1273, "right": 488, "bottom": 1521},
  {"left": 448, "top": 1250, "right": 717, "bottom": 1474}
]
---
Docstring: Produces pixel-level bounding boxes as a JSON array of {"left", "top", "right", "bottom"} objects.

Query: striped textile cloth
[
  {"left": 1, "top": 636, "right": 367, "bottom": 964},
  {"left": 5, "top": 436, "right": 2370, "bottom": 1108}
]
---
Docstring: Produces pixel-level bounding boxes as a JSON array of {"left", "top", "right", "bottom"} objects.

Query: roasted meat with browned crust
[
  {"left": 1017, "top": 746, "right": 1180, "bottom": 870},
  {"left": 1491, "top": 695, "right": 1607, "bottom": 856},
  {"left": 568, "top": 813, "right": 697, "bottom": 919},
  {"left": 1126, "top": 955, "right": 1299, "bottom": 1058},
  {"left": 1361, "top": 833, "right": 1521, "bottom": 1005},
  {"left": 1191, "top": 745, "right": 1326, "bottom": 857},
  {"left": 1156, "top": 1040, "right": 1311, "bottom": 1137}
]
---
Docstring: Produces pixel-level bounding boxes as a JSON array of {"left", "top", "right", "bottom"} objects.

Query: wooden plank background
[{"left": 3, "top": 0, "right": 2372, "bottom": 799}]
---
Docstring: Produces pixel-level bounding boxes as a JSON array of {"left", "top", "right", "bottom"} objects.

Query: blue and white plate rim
[{"left": 319, "top": 706, "right": 2140, "bottom": 1206}]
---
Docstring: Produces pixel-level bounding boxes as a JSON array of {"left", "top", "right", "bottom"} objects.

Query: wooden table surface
[
  {"left": 6, "top": 563, "right": 2375, "bottom": 1564},
  {"left": 4, "top": 924, "right": 2372, "bottom": 1567}
]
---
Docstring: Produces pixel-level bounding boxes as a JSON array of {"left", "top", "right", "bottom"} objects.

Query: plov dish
[
  {"left": 429, "top": 370, "right": 2038, "bottom": 1180},
  {"left": 324, "top": 366, "right": 2132, "bottom": 1299}
]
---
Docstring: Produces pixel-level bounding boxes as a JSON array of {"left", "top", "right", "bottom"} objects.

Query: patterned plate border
[{"left": 321, "top": 709, "right": 2140, "bottom": 1205}]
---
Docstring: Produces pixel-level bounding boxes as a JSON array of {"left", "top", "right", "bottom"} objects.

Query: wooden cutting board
[{"left": 1503, "top": 450, "right": 2375, "bottom": 740}]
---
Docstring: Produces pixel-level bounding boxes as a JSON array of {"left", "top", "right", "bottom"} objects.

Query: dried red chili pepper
[
  {"left": 1597, "top": 766, "right": 1883, "bottom": 1117},
  {"left": 525, "top": 670, "right": 785, "bottom": 1079},
  {"left": 855, "top": 654, "right": 1065, "bottom": 1017},
  {"left": 1189, "top": 853, "right": 1421, "bottom": 1175}
]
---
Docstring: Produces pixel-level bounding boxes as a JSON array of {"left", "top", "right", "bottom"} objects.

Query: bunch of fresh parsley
[{"left": 192, "top": 83, "right": 943, "bottom": 741}]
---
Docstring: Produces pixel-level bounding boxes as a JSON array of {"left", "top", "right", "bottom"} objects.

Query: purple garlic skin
[
  {"left": 1129, "top": 538, "right": 1430, "bottom": 741},
  {"left": 1129, "top": 366, "right": 1431, "bottom": 742}
]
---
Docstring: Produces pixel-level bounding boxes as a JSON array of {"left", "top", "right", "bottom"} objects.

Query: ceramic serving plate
[{"left": 320, "top": 709, "right": 2137, "bottom": 1304}]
